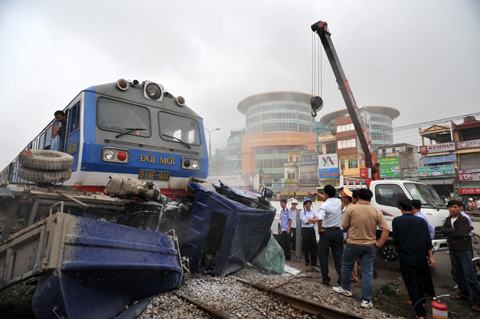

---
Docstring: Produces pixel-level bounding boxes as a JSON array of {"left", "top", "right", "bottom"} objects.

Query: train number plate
[{"left": 138, "top": 169, "right": 170, "bottom": 181}]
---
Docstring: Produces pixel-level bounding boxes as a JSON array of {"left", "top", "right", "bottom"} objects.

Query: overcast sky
[{"left": 0, "top": 0, "right": 479, "bottom": 168}]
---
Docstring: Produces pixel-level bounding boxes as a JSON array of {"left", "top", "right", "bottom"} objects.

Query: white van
[{"left": 370, "top": 180, "right": 449, "bottom": 261}]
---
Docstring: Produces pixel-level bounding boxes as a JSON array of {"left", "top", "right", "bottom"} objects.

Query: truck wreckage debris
[{"left": 0, "top": 176, "right": 275, "bottom": 318}]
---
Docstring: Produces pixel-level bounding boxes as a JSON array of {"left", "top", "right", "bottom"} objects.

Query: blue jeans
[
  {"left": 450, "top": 250, "right": 480, "bottom": 304},
  {"left": 341, "top": 244, "right": 376, "bottom": 302}
]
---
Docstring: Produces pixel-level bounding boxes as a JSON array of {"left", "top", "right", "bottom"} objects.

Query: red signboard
[
  {"left": 419, "top": 146, "right": 428, "bottom": 155},
  {"left": 359, "top": 168, "right": 369, "bottom": 178},
  {"left": 458, "top": 188, "right": 480, "bottom": 195}
]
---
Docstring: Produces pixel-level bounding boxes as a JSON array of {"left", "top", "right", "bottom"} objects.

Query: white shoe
[
  {"left": 361, "top": 300, "right": 373, "bottom": 309},
  {"left": 332, "top": 286, "right": 352, "bottom": 297}
]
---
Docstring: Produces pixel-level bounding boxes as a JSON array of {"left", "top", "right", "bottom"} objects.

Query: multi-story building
[
  {"left": 418, "top": 124, "right": 457, "bottom": 197},
  {"left": 418, "top": 116, "right": 480, "bottom": 199},
  {"left": 374, "top": 143, "right": 419, "bottom": 179},
  {"left": 318, "top": 106, "right": 399, "bottom": 179},
  {"left": 224, "top": 129, "right": 245, "bottom": 175},
  {"left": 238, "top": 92, "right": 316, "bottom": 192},
  {"left": 281, "top": 150, "right": 318, "bottom": 198},
  {"left": 320, "top": 106, "right": 400, "bottom": 148},
  {"left": 283, "top": 149, "right": 301, "bottom": 183},
  {"left": 315, "top": 121, "right": 330, "bottom": 154},
  {"left": 452, "top": 116, "right": 480, "bottom": 200},
  {"left": 335, "top": 115, "right": 364, "bottom": 179}
]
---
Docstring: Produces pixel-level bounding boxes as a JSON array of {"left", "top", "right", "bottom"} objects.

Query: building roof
[
  {"left": 237, "top": 91, "right": 311, "bottom": 114},
  {"left": 453, "top": 117, "right": 480, "bottom": 130},
  {"left": 373, "top": 143, "right": 415, "bottom": 151},
  {"left": 419, "top": 124, "right": 450, "bottom": 134},
  {"left": 419, "top": 124, "right": 452, "bottom": 143},
  {"left": 319, "top": 106, "right": 400, "bottom": 124}
]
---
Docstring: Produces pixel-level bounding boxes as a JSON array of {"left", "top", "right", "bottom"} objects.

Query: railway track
[{"left": 174, "top": 275, "right": 362, "bottom": 319}]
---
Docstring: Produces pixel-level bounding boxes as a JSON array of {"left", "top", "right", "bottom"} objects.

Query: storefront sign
[
  {"left": 379, "top": 157, "right": 400, "bottom": 178},
  {"left": 421, "top": 154, "right": 456, "bottom": 165},
  {"left": 458, "top": 188, "right": 480, "bottom": 195},
  {"left": 458, "top": 172, "right": 480, "bottom": 182},
  {"left": 299, "top": 160, "right": 317, "bottom": 166},
  {"left": 318, "top": 154, "right": 339, "bottom": 179},
  {"left": 416, "top": 164, "right": 456, "bottom": 177},
  {"left": 456, "top": 139, "right": 480, "bottom": 150},
  {"left": 418, "top": 142, "right": 455, "bottom": 155},
  {"left": 359, "top": 167, "right": 369, "bottom": 178},
  {"left": 459, "top": 168, "right": 480, "bottom": 174}
]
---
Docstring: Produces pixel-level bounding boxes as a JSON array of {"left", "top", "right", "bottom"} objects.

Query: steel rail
[
  {"left": 230, "top": 275, "right": 362, "bottom": 319},
  {"left": 174, "top": 292, "right": 231, "bottom": 319}
]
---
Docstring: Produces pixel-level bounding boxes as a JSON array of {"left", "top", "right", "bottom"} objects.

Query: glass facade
[
  {"left": 320, "top": 106, "right": 398, "bottom": 148},
  {"left": 224, "top": 129, "right": 245, "bottom": 174},
  {"left": 245, "top": 102, "right": 315, "bottom": 133},
  {"left": 254, "top": 146, "right": 305, "bottom": 180},
  {"left": 362, "top": 111, "right": 394, "bottom": 146},
  {"left": 238, "top": 92, "right": 315, "bottom": 182}
]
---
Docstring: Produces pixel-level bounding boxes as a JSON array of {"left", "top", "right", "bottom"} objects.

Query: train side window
[
  {"left": 375, "top": 184, "right": 407, "bottom": 207},
  {"left": 69, "top": 102, "right": 81, "bottom": 132}
]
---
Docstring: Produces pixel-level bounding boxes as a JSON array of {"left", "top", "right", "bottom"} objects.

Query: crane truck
[{"left": 310, "top": 20, "right": 450, "bottom": 261}]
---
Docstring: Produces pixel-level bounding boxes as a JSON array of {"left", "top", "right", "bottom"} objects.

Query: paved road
[{"left": 285, "top": 220, "right": 480, "bottom": 318}]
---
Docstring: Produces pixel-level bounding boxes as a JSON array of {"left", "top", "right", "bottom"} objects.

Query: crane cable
[
  {"left": 311, "top": 32, "right": 315, "bottom": 97},
  {"left": 319, "top": 32, "right": 323, "bottom": 98},
  {"left": 311, "top": 31, "right": 324, "bottom": 98}
]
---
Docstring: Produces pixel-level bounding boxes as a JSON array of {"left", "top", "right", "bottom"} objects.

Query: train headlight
[
  {"left": 116, "top": 78, "right": 129, "bottom": 91},
  {"left": 144, "top": 81, "right": 164, "bottom": 101},
  {"left": 182, "top": 158, "right": 200, "bottom": 170},
  {"left": 191, "top": 161, "right": 199, "bottom": 169},
  {"left": 102, "top": 148, "right": 129, "bottom": 163},
  {"left": 175, "top": 96, "right": 185, "bottom": 106},
  {"left": 104, "top": 150, "right": 115, "bottom": 161}
]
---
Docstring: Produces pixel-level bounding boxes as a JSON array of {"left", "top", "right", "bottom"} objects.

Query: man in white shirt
[
  {"left": 317, "top": 185, "right": 343, "bottom": 286},
  {"left": 289, "top": 199, "right": 300, "bottom": 253},
  {"left": 300, "top": 198, "right": 318, "bottom": 266}
]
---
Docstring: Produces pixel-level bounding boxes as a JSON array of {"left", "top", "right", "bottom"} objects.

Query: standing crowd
[{"left": 277, "top": 185, "right": 480, "bottom": 317}]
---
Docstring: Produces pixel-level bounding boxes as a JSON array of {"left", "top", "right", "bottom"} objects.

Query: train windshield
[
  {"left": 97, "top": 98, "right": 151, "bottom": 137},
  {"left": 404, "top": 182, "right": 445, "bottom": 208},
  {"left": 159, "top": 112, "right": 200, "bottom": 145}
]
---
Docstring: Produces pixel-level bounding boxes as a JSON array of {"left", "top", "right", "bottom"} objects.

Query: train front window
[
  {"left": 158, "top": 112, "right": 200, "bottom": 145},
  {"left": 97, "top": 98, "right": 151, "bottom": 137}
]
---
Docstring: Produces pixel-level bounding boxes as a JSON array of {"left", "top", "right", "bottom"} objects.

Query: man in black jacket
[
  {"left": 393, "top": 199, "right": 435, "bottom": 319},
  {"left": 444, "top": 199, "right": 480, "bottom": 312}
]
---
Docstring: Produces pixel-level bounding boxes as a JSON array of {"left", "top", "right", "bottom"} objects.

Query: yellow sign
[
  {"left": 139, "top": 154, "right": 176, "bottom": 165},
  {"left": 139, "top": 154, "right": 156, "bottom": 163}
]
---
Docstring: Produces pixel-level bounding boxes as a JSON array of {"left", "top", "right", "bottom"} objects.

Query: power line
[{"left": 393, "top": 111, "right": 480, "bottom": 131}]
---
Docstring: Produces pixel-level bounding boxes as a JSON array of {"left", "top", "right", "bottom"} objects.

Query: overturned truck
[{"left": 0, "top": 177, "right": 275, "bottom": 319}]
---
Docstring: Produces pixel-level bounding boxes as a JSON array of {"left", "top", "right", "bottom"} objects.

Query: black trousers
[
  {"left": 318, "top": 228, "right": 344, "bottom": 285},
  {"left": 290, "top": 228, "right": 296, "bottom": 251},
  {"left": 302, "top": 228, "right": 317, "bottom": 266},
  {"left": 400, "top": 262, "right": 435, "bottom": 317},
  {"left": 280, "top": 231, "right": 291, "bottom": 260}
]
